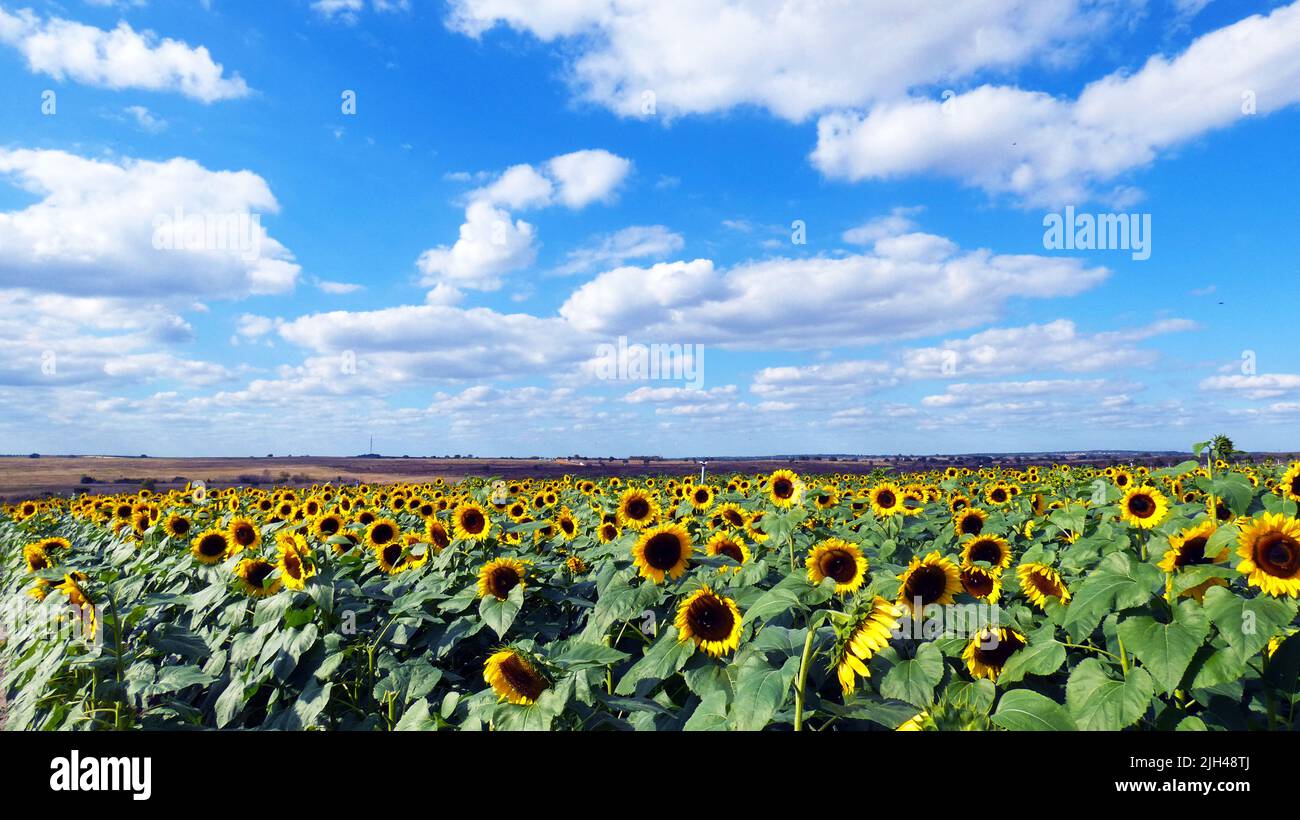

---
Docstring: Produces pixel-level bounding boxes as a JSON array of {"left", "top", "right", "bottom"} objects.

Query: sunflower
[
  {"left": 1277, "top": 462, "right": 1300, "bottom": 503},
  {"left": 277, "top": 541, "right": 315, "bottom": 591},
  {"left": 959, "top": 565, "right": 1002, "bottom": 602},
  {"left": 705, "top": 531, "right": 750, "bottom": 572},
  {"left": 631, "top": 523, "right": 693, "bottom": 583},
  {"left": 806, "top": 538, "right": 869, "bottom": 595},
  {"left": 870, "top": 483, "right": 904, "bottom": 517},
  {"left": 832, "top": 597, "right": 900, "bottom": 695},
  {"left": 953, "top": 507, "right": 988, "bottom": 537},
  {"left": 191, "top": 528, "right": 232, "bottom": 565},
  {"left": 675, "top": 586, "right": 743, "bottom": 657},
  {"left": 364, "top": 517, "right": 401, "bottom": 550},
  {"left": 596, "top": 521, "right": 621, "bottom": 543},
  {"left": 484, "top": 649, "right": 549, "bottom": 706},
  {"left": 228, "top": 517, "right": 261, "bottom": 552},
  {"left": 767, "top": 469, "right": 803, "bottom": 508},
  {"left": 1119, "top": 486, "right": 1170, "bottom": 529},
  {"left": 554, "top": 507, "right": 579, "bottom": 540},
  {"left": 896, "top": 552, "right": 962, "bottom": 613},
  {"left": 962, "top": 627, "right": 1027, "bottom": 682},
  {"left": 617, "top": 488, "right": 660, "bottom": 530},
  {"left": 985, "top": 484, "right": 1012, "bottom": 506},
  {"left": 233, "top": 558, "right": 282, "bottom": 598},
  {"left": 714, "top": 503, "right": 747, "bottom": 529},
  {"left": 689, "top": 484, "right": 716, "bottom": 511},
  {"left": 566, "top": 555, "right": 588, "bottom": 575},
  {"left": 1236, "top": 513, "right": 1300, "bottom": 598},
  {"left": 373, "top": 539, "right": 410, "bottom": 575},
  {"left": 312, "top": 513, "right": 344, "bottom": 540},
  {"left": 23, "top": 543, "right": 52, "bottom": 573},
  {"left": 453, "top": 502, "right": 493, "bottom": 542},
  {"left": 1017, "top": 563, "right": 1071, "bottom": 608},
  {"left": 959, "top": 535, "right": 1012, "bottom": 573},
  {"left": 425, "top": 519, "right": 451, "bottom": 552},
  {"left": 35, "top": 536, "right": 71, "bottom": 553},
  {"left": 477, "top": 557, "right": 530, "bottom": 600},
  {"left": 163, "top": 514, "right": 192, "bottom": 539}
]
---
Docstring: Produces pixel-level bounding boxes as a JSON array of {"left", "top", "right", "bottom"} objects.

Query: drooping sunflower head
[
  {"left": 631, "top": 524, "right": 693, "bottom": 583},
  {"left": 277, "top": 543, "right": 314, "bottom": 590},
  {"left": 705, "top": 531, "right": 750, "bottom": 573},
  {"left": 1016, "top": 562, "right": 1071, "bottom": 609},
  {"left": 23, "top": 543, "right": 52, "bottom": 573},
  {"left": 962, "top": 627, "right": 1027, "bottom": 682},
  {"left": 766, "top": 469, "right": 803, "bottom": 508},
  {"left": 477, "top": 557, "right": 530, "bottom": 600},
  {"left": 959, "top": 535, "right": 1012, "bottom": 573},
  {"left": 364, "top": 517, "right": 400, "bottom": 550},
  {"left": 959, "top": 565, "right": 1002, "bottom": 602},
  {"left": 870, "top": 483, "right": 903, "bottom": 517},
  {"left": 453, "top": 502, "right": 492, "bottom": 542},
  {"left": 675, "top": 585, "right": 743, "bottom": 658},
  {"left": 191, "top": 528, "right": 232, "bottom": 565},
  {"left": 234, "top": 558, "right": 282, "bottom": 598},
  {"left": 896, "top": 552, "right": 962, "bottom": 613},
  {"left": 617, "top": 488, "right": 660, "bottom": 530},
  {"left": 1236, "top": 513, "right": 1300, "bottom": 598},
  {"left": 1119, "top": 486, "right": 1170, "bottom": 529},
  {"left": 425, "top": 518, "right": 451, "bottom": 552},
  {"left": 483, "top": 648, "right": 549, "bottom": 706},
  {"left": 806, "top": 538, "right": 869, "bottom": 595},
  {"left": 832, "top": 597, "right": 901, "bottom": 696}
]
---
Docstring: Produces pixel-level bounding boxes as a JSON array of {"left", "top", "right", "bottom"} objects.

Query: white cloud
[
  {"left": 0, "top": 7, "right": 249, "bottom": 102},
  {"left": 416, "top": 200, "right": 537, "bottom": 292},
  {"left": 556, "top": 225, "right": 684, "bottom": 274},
  {"left": 751, "top": 360, "right": 896, "bottom": 399},
  {"left": 0, "top": 148, "right": 299, "bottom": 299},
  {"left": 842, "top": 206, "right": 923, "bottom": 245},
  {"left": 445, "top": 0, "right": 1116, "bottom": 121},
  {"left": 812, "top": 3, "right": 1300, "bottom": 204},
  {"left": 314, "top": 278, "right": 364, "bottom": 295},
  {"left": 124, "top": 104, "right": 167, "bottom": 132},
  {"left": 901, "top": 318, "right": 1197, "bottom": 378},
  {"left": 1200, "top": 373, "right": 1300, "bottom": 400},
  {"left": 560, "top": 234, "right": 1108, "bottom": 349},
  {"left": 920, "top": 378, "right": 1121, "bottom": 407},
  {"left": 545, "top": 149, "right": 632, "bottom": 207}
]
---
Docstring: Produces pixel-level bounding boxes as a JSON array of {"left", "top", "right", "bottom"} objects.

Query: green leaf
[
  {"left": 683, "top": 690, "right": 730, "bottom": 731},
  {"left": 1176, "top": 716, "right": 1208, "bottom": 731},
  {"left": 880, "top": 642, "right": 944, "bottom": 708},
  {"left": 728, "top": 654, "right": 799, "bottom": 731},
  {"left": 549, "top": 642, "right": 631, "bottom": 671},
  {"left": 992, "top": 689, "right": 1077, "bottom": 731},
  {"left": 1116, "top": 600, "right": 1211, "bottom": 694},
  {"left": 1202, "top": 585, "right": 1297, "bottom": 663},
  {"left": 614, "top": 629, "right": 694, "bottom": 696},
  {"left": 478, "top": 583, "right": 524, "bottom": 639},
  {"left": 1063, "top": 552, "right": 1161, "bottom": 640},
  {"left": 996, "top": 627, "right": 1066, "bottom": 685},
  {"left": 395, "top": 699, "right": 438, "bottom": 731},
  {"left": 1065, "top": 658, "right": 1155, "bottom": 731}
]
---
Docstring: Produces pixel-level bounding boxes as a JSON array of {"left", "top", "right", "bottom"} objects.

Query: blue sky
[{"left": 0, "top": 0, "right": 1297, "bottom": 457}]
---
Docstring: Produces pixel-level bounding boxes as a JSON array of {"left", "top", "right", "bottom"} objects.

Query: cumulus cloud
[
  {"left": 556, "top": 225, "right": 685, "bottom": 274},
  {"left": 812, "top": 3, "right": 1300, "bottom": 204},
  {"left": 0, "top": 6, "right": 249, "bottom": 101},
  {"left": 445, "top": 0, "right": 1116, "bottom": 121}
]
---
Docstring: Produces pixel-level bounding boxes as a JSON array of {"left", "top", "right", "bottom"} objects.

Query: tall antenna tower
[{"left": 369, "top": 435, "right": 374, "bottom": 455}]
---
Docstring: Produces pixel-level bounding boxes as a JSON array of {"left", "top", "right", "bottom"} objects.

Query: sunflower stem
[{"left": 793, "top": 625, "right": 817, "bottom": 732}]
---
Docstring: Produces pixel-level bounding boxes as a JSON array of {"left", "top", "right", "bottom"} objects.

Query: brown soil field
[{"left": 1, "top": 451, "right": 1266, "bottom": 502}]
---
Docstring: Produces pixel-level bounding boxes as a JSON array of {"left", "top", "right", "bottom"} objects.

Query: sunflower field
[{"left": 3, "top": 455, "right": 1300, "bottom": 732}]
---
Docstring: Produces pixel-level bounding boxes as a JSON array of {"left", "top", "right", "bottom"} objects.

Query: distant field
[{"left": 0, "top": 452, "right": 1229, "bottom": 501}]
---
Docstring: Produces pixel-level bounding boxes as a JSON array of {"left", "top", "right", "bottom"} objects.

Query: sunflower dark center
[
  {"left": 991, "top": 489, "right": 1007, "bottom": 503},
  {"left": 489, "top": 566, "right": 520, "bottom": 598},
  {"left": 716, "top": 542, "right": 744, "bottom": 563},
  {"left": 773, "top": 478, "right": 795, "bottom": 499},
  {"left": 561, "top": 519, "right": 576, "bottom": 534},
  {"left": 371, "top": 523, "right": 395, "bottom": 544},
  {"left": 876, "top": 490, "right": 896, "bottom": 508},
  {"left": 626, "top": 498, "right": 651, "bottom": 519},
  {"left": 905, "top": 565, "right": 948, "bottom": 605},
  {"left": 172, "top": 519, "right": 190, "bottom": 535},
  {"left": 233, "top": 524, "right": 256, "bottom": 545},
  {"left": 962, "top": 569, "right": 994, "bottom": 597},
  {"left": 1258, "top": 534, "right": 1300, "bottom": 578},
  {"left": 959, "top": 515, "right": 985, "bottom": 536},
  {"left": 283, "top": 553, "right": 303, "bottom": 578},
  {"left": 381, "top": 543, "right": 404, "bottom": 566},
  {"left": 319, "top": 517, "right": 340, "bottom": 535},
  {"left": 820, "top": 549, "right": 859, "bottom": 584},
  {"left": 429, "top": 526, "right": 450, "bottom": 549},
  {"left": 499, "top": 655, "right": 547, "bottom": 701},
  {"left": 695, "top": 489, "right": 710, "bottom": 503},
  {"left": 245, "top": 561, "right": 274, "bottom": 587},
  {"left": 968, "top": 540, "right": 1002, "bottom": 565},
  {"left": 199, "top": 534, "right": 227, "bottom": 557},
  {"left": 1177, "top": 536, "right": 1210, "bottom": 566},
  {"left": 1290, "top": 476, "right": 1300, "bottom": 496},
  {"left": 601, "top": 524, "right": 617, "bottom": 540},
  {"left": 687, "top": 596, "right": 735, "bottom": 641},
  {"left": 974, "top": 631, "right": 1026, "bottom": 667},
  {"left": 461, "top": 509, "right": 486, "bottom": 533},
  {"left": 644, "top": 532, "right": 684, "bottom": 570},
  {"left": 1127, "top": 494, "right": 1156, "bottom": 517},
  {"left": 724, "top": 510, "right": 744, "bottom": 526}
]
